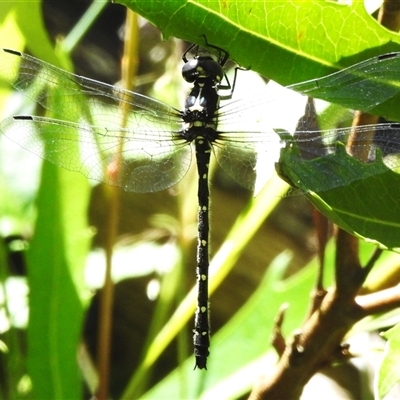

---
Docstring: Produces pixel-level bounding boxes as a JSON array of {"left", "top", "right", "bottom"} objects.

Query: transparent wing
[
  {"left": 218, "top": 51, "right": 400, "bottom": 128},
  {"left": 214, "top": 75, "right": 400, "bottom": 193},
  {"left": 279, "top": 123, "right": 400, "bottom": 196},
  {"left": 0, "top": 48, "right": 181, "bottom": 124},
  {"left": 3, "top": 48, "right": 400, "bottom": 194},
  {"left": 213, "top": 82, "right": 315, "bottom": 191},
  {"left": 0, "top": 115, "right": 192, "bottom": 193},
  {"left": 289, "top": 52, "right": 400, "bottom": 113},
  {"left": 0, "top": 48, "right": 193, "bottom": 193}
]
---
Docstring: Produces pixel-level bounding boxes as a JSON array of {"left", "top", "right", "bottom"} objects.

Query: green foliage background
[{"left": 0, "top": 1, "right": 400, "bottom": 399}]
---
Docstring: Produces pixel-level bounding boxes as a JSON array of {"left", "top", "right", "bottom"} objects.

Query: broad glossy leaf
[
  {"left": 119, "top": 0, "right": 400, "bottom": 120},
  {"left": 278, "top": 142, "right": 400, "bottom": 251},
  {"left": 25, "top": 68, "right": 91, "bottom": 400}
]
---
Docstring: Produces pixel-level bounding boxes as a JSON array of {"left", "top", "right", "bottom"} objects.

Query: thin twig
[
  {"left": 271, "top": 303, "right": 289, "bottom": 356},
  {"left": 96, "top": 9, "right": 139, "bottom": 400},
  {"left": 356, "top": 285, "right": 400, "bottom": 316}
]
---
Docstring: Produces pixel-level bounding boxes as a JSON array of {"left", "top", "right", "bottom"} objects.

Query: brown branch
[
  {"left": 378, "top": 0, "right": 400, "bottom": 31},
  {"left": 356, "top": 285, "right": 400, "bottom": 316},
  {"left": 334, "top": 229, "right": 362, "bottom": 295},
  {"left": 248, "top": 288, "right": 359, "bottom": 400},
  {"left": 248, "top": 283, "right": 400, "bottom": 399},
  {"left": 248, "top": 229, "right": 392, "bottom": 400},
  {"left": 306, "top": 209, "right": 329, "bottom": 315},
  {"left": 312, "top": 208, "right": 330, "bottom": 291}
]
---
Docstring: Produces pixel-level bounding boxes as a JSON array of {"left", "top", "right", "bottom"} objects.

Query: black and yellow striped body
[
  {"left": 193, "top": 136, "right": 212, "bottom": 369},
  {"left": 181, "top": 48, "right": 225, "bottom": 369}
]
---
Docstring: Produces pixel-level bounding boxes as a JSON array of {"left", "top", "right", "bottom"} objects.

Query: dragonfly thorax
[
  {"left": 184, "top": 84, "right": 219, "bottom": 124},
  {"left": 181, "top": 80, "right": 219, "bottom": 142}
]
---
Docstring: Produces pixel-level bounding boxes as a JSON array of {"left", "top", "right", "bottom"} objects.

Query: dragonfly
[{"left": 1, "top": 45, "right": 400, "bottom": 369}]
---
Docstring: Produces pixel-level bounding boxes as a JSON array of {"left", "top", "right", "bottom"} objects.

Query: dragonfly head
[{"left": 182, "top": 56, "right": 224, "bottom": 87}]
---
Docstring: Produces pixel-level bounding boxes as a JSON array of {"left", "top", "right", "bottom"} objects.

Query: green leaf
[
  {"left": 24, "top": 61, "right": 92, "bottom": 399},
  {"left": 376, "top": 324, "right": 400, "bottom": 400},
  {"left": 118, "top": 0, "right": 400, "bottom": 119},
  {"left": 277, "top": 142, "right": 400, "bottom": 251},
  {"left": 1, "top": 7, "right": 92, "bottom": 399},
  {"left": 26, "top": 167, "right": 91, "bottom": 396},
  {"left": 0, "top": 2, "right": 60, "bottom": 66},
  {"left": 27, "top": 163, "right": 90, "bottom": 400},
  {"left": 0, "top": 8, "right": 24, "bottom": 65}
]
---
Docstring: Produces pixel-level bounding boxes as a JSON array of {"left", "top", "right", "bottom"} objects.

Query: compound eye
[
  {"left": 198, "top": 58, "right": 224, "bottom": 82},
  {"left": 182, "top": 59, "right": 199, "bottom": 83}
]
